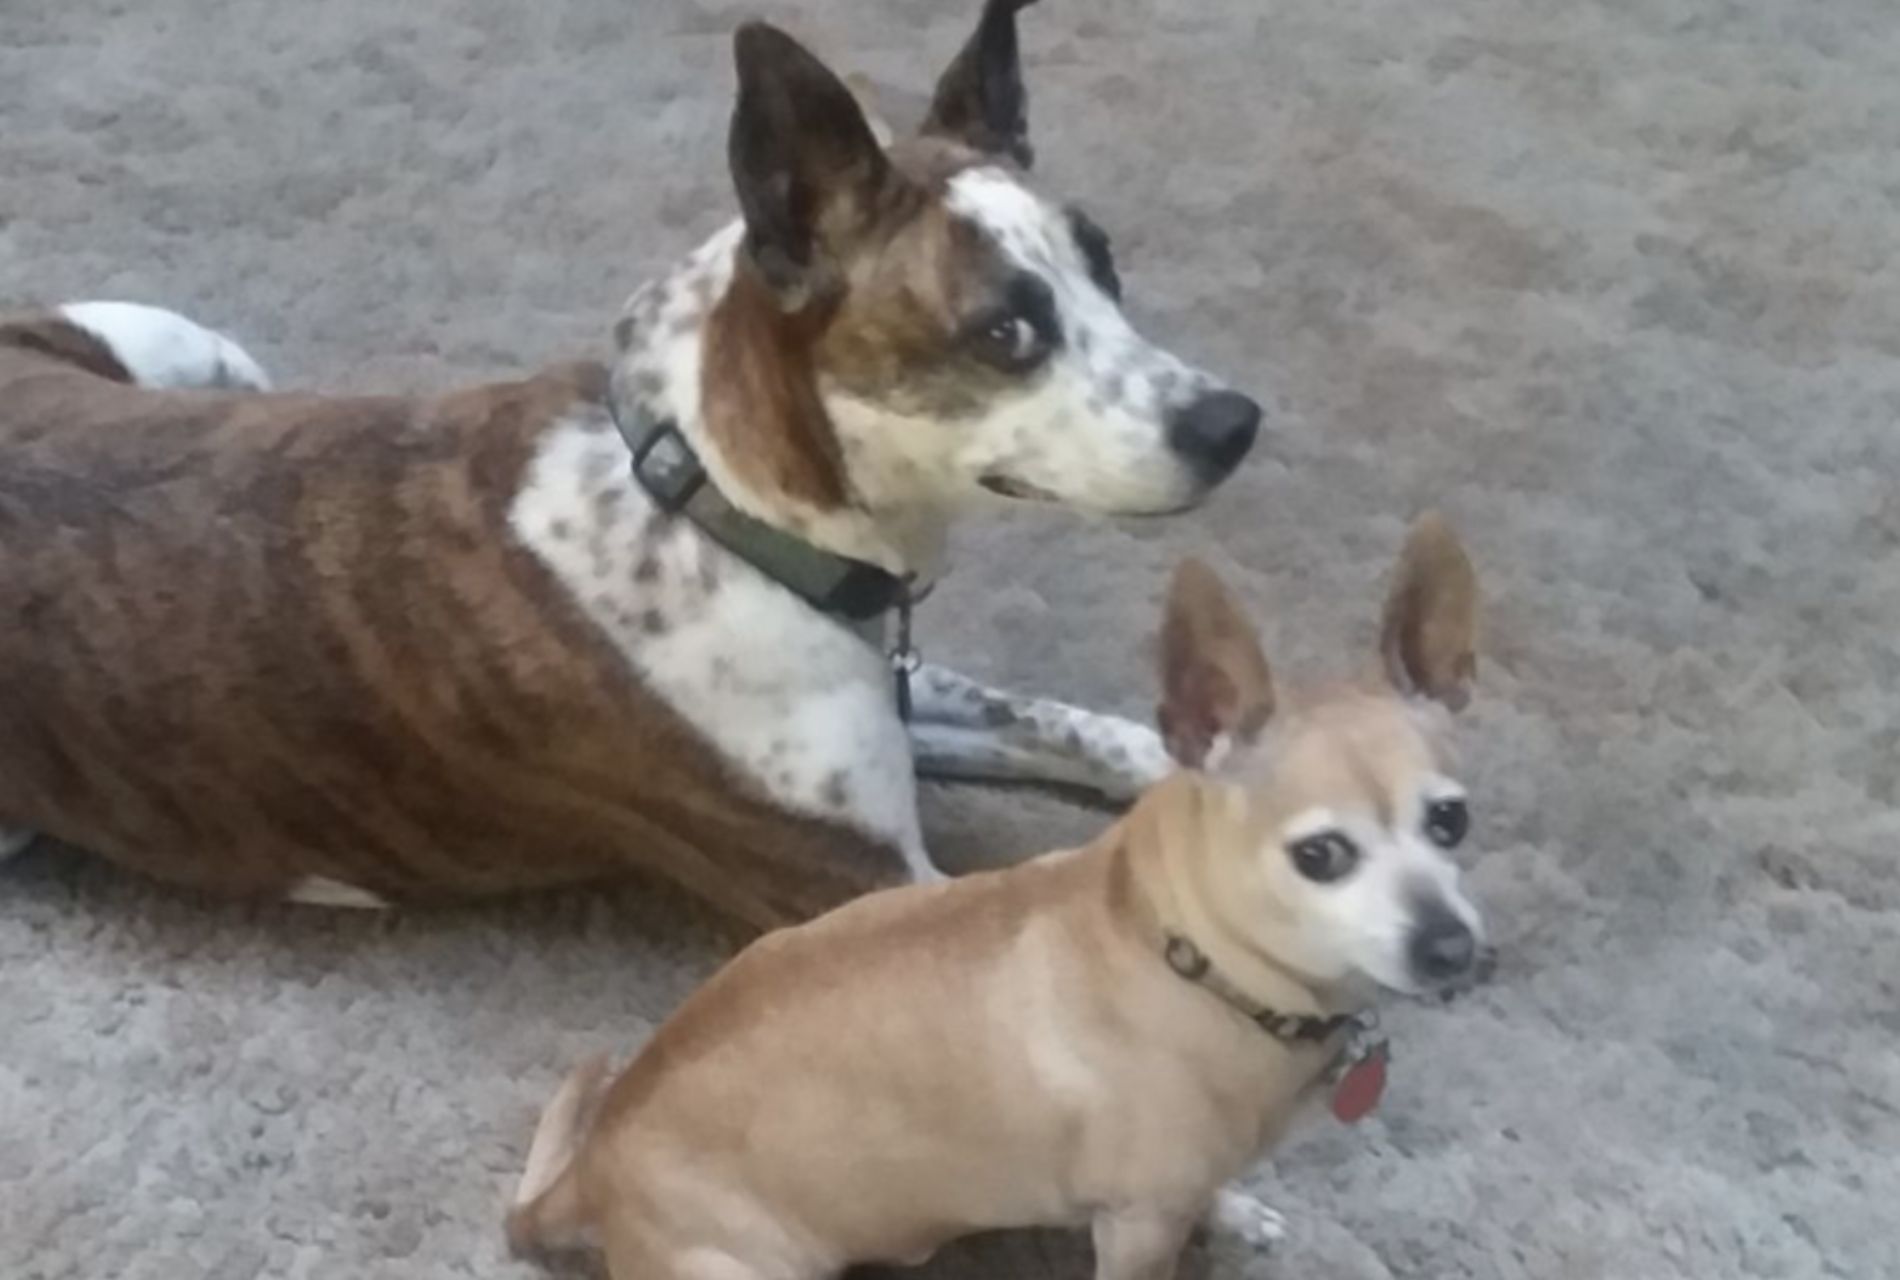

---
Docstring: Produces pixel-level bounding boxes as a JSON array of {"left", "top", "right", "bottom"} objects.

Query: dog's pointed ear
[
  {"left": 843, "top": 73, "right": 897, "bottom": 149},
  {"left": 1379, "top": 513, "right": 1480, "bottom": 711},
  {"left": 729, "top": 23, "right": 896, "bottom": 310},
  {"left": 922, "top": 0, "right": 1039, "bottom": 167},
  {"left": 1157, "top": 559, "right": 1275, "bottom": 771}
]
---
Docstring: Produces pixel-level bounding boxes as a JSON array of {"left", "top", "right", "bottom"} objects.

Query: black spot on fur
[
  {"left": 641, "top": 609, "right": 669, "bottom": 636},
  {"left": 1067, "top": 207, "right": 1122, "bottom": 302},
  {"left": 630, "top": 369, "right": 665, "bottom": 402}
]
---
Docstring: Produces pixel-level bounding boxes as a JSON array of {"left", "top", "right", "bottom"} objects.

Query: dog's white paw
[
  {"left": 0, "top": 828, "right": 38, "bottom": 862},
  {"left": 284, "top": 875, "right": 389, "bottom": 909},
  {"left": 1208, "top": 1189, "right": 1288, "bottom": 1251},
  {"left": 60, "top": 301, "right": 271, "bottom": 391},
  {"left": 1105, "top": 721, "right": 1172, "bottom": 796}
]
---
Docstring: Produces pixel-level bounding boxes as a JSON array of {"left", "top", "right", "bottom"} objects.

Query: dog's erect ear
[
  {"left": 922, "top": 0, "right": 1038, "bottom": 167},
  {"left": 1157, "top": 559, "right": 1275, "bottom": 770},
  {"left": 1379, "top": 513, "right": 1480, "bottom": 711},
  {"left": 730, "top": 23, "right": 896, "bottom": 310},
  {"left": 843, "top": 73, "right": 896, "bottom": 149}
]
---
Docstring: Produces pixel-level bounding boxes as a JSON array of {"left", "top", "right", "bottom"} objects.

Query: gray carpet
[{"left": 2, "top": 1, "right": 1894, "bottom": 1276}]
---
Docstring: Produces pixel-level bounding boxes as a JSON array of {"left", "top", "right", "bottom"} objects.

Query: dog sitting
[
  {"left": 0, "top": 0, "right": 1261, "bottom": 926},
  {"left": 506, "top": 515, "right": 1491, "bottom": 1279}
]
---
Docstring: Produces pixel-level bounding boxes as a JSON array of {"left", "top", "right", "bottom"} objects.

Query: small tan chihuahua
[{"left": 508, "top": 515, "right": 1488, "bottom": 1280}]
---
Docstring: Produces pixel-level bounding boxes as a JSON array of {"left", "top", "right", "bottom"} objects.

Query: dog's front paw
[
  {"left": 1091, "top": 719, "right": 1171, "bottom": 803},
  {"left": 1207, "top": 1188, "right": 1287, "bottom": 1251}
]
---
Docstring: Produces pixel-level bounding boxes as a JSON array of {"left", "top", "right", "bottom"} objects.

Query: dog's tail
[{"left": 505, "top": 1053, "right": 613, "bottom": 1256}]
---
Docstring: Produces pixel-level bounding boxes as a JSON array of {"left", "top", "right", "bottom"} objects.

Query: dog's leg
[
  {"left": 508, "top": 1055, "right": 613, "bottom": 1258},
  {"left": 1091, "top": 1209, "right": 1196, "bottom": 1280},
  {"left": 0, "top": 828, "right": 37, "bottom": 862},
  {"left": 59, "top": 301, "right": 272, "bottom": 391},
  {"left": 907, "top": 663, "right": 1169, "bottom": 803}
]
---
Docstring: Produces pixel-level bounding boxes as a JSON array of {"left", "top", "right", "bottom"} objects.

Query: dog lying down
[{"left": 508, "top": 516, "right": 1491, "bottom": 1280}]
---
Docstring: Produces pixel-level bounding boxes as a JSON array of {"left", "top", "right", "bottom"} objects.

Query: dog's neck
[
  {"left": 609, "top": 222, "right": 949, "bottom": 581},
  {"left": 1116, "top": 774, "right": 1363, "bottom": 1022}
]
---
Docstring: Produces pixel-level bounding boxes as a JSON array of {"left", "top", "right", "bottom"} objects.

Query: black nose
[
  {"left": 1409, "top": 914, "right": 1477, "bottom": 983},
  {"left": 1166, "top": 390, "right": 1260, "bottom": 486}
]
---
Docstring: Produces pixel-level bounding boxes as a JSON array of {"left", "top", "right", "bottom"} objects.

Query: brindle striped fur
[{"left": 0, "top": 316, "right": 902, "bottom": 928}]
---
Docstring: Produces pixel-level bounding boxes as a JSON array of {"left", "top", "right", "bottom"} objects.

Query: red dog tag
[{"left": 1330, "top": 1041, "right": 1388, "bottom": 1123}]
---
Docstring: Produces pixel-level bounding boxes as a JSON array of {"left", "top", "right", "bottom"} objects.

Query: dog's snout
[
  {"left": 1409, "top": 913, "right": 1477, "bottom": 984},
  {"left": 1166, "top": 390, "right": 1260, "bottom": 485}
]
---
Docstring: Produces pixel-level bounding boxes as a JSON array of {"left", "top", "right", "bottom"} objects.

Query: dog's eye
[
  {"left": 986, "top": 316, "right": 1037, "bottom": 360},
  {"left": 1424, "top": 798, "right": 1469, "bottom": 849},
  {"left": 968, "top": 274, "right": 1058, "bottom": 374},
  {"left": 972, "top": 313, "right": 1048, "bottom": 373},
  {"left": 1287, "top": 831, "right": 1360, "bottom": 883}
]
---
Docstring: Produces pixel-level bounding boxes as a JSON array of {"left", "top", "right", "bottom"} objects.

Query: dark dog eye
[
  {"left": 1067, "top": 208, "right": 1122, "bottom": 302},
  {"left": 1424, "top": 798, "right": 1469, "bottom": 848},
  {"left": 983, "top": 316, "right": 1039, "bottom": 365},
  {"left": 968, "top": 274, "right": 1058, "bottom": 374},
  {"left": 1288, "top": 831, "right": 1360, "bottom": 883}
]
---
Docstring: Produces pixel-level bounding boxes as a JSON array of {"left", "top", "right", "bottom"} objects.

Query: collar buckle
[
  {"left": 629, "top": 421, "right": 705, "bottom": 514},
  {"left": 1164, "top": 934, "right": 1212, "bottom": 981},
  {"left": 611, "top": 396, "right": 908, "bottom": 625}
]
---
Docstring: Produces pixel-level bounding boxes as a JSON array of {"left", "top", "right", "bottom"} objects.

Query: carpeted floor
[{"left": 2, "top": 1, "right": 1895, "bottom": 1277}]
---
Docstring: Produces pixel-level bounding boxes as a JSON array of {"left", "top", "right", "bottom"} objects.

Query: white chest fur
[{"left": 508, "top": 411, "right": 929, "bottom": 875}]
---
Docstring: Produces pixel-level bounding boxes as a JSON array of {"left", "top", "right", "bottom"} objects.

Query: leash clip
[
  {"left": 1333, "top": 1012, "right": 1385, "bottom": 1079},
  {"left": 890, "top": 580, "right": 921, "bottom": 722},
  {"left": 628, "top": 419, "right": 706, "bottom": 514}
]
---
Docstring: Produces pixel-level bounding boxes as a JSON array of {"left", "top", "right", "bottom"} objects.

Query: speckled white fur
[
  {"left": 508, "top": 407, "right": 931, "bottom": 879},
  {"left": 515, "top": 156, "right": 1235, "bottom": 879},
  {"left": 822, "top": 166, "right": 1221, "bottom": 521},
  {"left": 60, "top": 301, "right": 272, "bottom": 391},
  {"left": 907, "top": 662, "right": 1169, "bottom": 803}
]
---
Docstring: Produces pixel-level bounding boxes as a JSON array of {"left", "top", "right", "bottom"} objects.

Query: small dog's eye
[
  {"left": 1287, "top": 831, "right": 1360, "bottom": 883},
  {"left": 1424, "top": 797, "right": 1469, "bottom": 848}
]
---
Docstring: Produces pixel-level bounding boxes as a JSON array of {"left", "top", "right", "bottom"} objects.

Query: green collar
[{"left": 609, "top": 397, "right": 909, "bottom": 625}]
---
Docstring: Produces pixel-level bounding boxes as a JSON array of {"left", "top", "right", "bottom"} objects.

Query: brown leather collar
[
  {"left": 1122, "top": 844, "right": 1363, "bottom": 1046},
  {"left": 1158, "top": 933, "right": 1359, "bottom": 1044}
]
